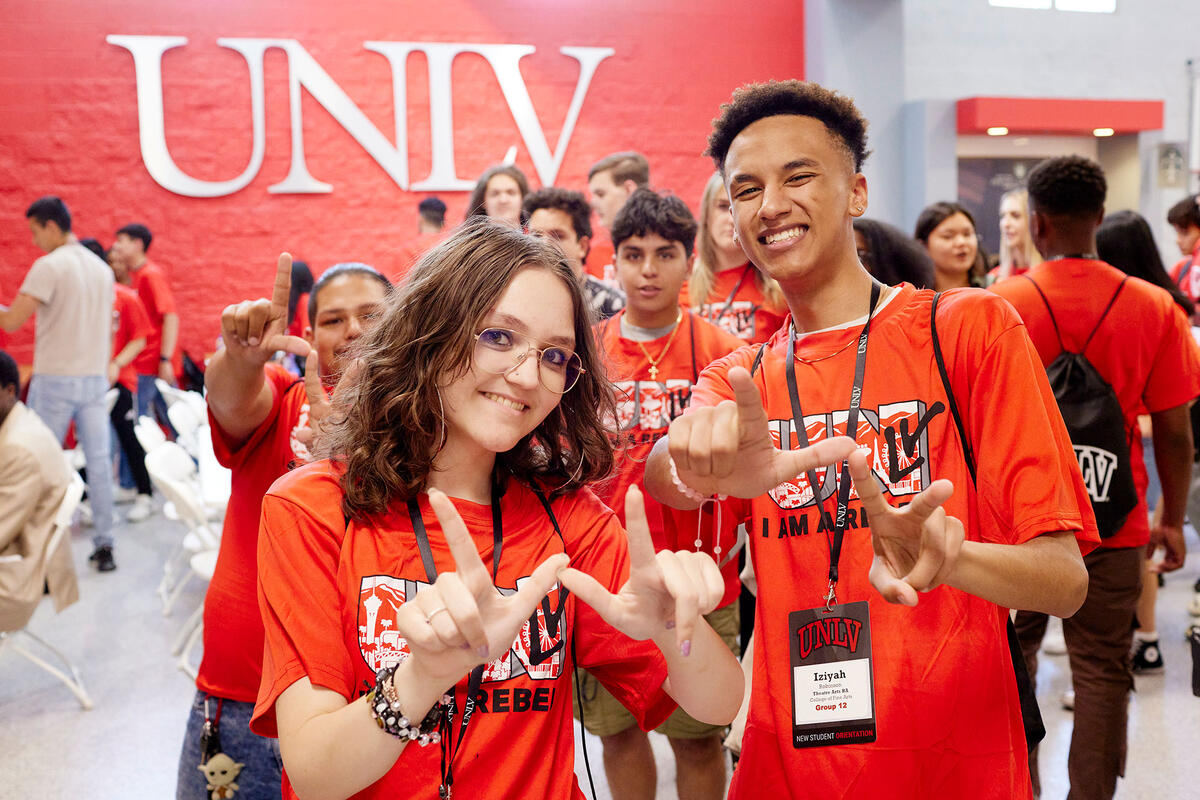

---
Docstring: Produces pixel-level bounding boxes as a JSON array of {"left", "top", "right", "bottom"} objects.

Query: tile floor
[{"left": 3, "top": 505, "right": 1199, "bottom": 798}]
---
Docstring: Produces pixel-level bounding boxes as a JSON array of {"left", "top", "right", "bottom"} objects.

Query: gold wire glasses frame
[{"left": 472, "top": 328, "right": 586, "bottom": 394}]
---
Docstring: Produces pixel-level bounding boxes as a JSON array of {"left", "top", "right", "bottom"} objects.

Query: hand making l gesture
[
  {"left": 219, "top": 252, "right": 311, "bottom": 367},
  {"left": 845, "top": 449, "right": 965, "bottom": 606},
  {"left": 667, "top": 366, "right": 857, "bottom": 500},
  {"left": 392, "top": 489, "right": 569, "bottom": 691},
  {"left": 559, "top": 486, "right": 723, "bottom": 657}
]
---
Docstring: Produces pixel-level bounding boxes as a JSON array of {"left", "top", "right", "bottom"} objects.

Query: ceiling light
[
  {"left": 1093, "top": 127, "right": 1115, "bottom": 137},
  {"left": 987, "top": 126, "right": 1009, "bottom": 136}
]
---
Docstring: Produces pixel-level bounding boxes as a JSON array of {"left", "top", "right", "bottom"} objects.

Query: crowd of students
[{"left": 4, "top": 78, "right": 1200, "bottom": 800}]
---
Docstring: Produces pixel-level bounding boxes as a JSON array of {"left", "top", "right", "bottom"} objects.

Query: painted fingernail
[
  {"left": 680, "top": 640, "right": 691, "bottom": 657},
  {"left": 477, "top": 645, "right": 489, "bottom": 659},
  {"left": 665, "top": 620, "right": 676, "bottom": 630},
  {"left": 247, "top": 337, "right": 260, "bottom": 346},
  {"left": 461, "top": 643, "right": 471, "bottom": 650}
]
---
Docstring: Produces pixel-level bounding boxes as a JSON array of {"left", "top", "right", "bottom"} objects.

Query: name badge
[{"left": 788, "top": 600, "right": 877, "bottom": 748}]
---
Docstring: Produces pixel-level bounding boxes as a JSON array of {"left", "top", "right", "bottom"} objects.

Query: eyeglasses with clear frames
[{"left": 472, "top": 328, "right": 585, "bottom": 394}]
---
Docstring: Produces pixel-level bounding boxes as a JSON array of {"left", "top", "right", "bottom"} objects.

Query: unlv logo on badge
[
  {"left": 766, "top": 399, "right": 944, "bottom": 510},
  {"left": 1074, "top": 444, "right": 1120, "bottom": 503},
  {"left": 357, "top": 575, "right": 566, "bottom": 681}
]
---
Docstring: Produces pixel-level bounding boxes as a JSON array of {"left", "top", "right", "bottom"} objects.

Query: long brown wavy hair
[{"left": 319, "top": 217, "right": 615, "bottom": 520}]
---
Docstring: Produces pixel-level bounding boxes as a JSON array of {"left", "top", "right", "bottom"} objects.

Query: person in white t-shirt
[{"left": 0, "top": 196, "right": 117, "bottom": 571}]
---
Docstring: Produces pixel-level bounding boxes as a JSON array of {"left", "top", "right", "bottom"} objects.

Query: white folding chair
[
  {"left": 134, "top": 414, "right": 168, "bottom": 454},
  {"left": 0, "top": 473, "right": 93, "bottom": 710},
  {"left": 195, "top": 425, "right": 230, "bottom": 519},
  {"left": 145, "top": 444, "right": 218, "bottom": 615},
  {"left": 174, "top": 549, "right": 218, "bottom": 680}
]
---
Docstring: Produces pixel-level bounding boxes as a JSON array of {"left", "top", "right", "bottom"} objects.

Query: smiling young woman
[{"left": 248, "top": 218, "right": 743, "bottom": 800}]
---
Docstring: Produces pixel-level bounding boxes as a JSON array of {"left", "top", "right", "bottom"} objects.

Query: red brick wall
[{"left": 0, "top": 1, "right": 804, "bottom": 365}]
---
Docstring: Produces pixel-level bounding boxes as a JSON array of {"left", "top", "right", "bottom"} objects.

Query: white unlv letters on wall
[{"left": 106, "top": 36, "right": 615, "bottom": 197}]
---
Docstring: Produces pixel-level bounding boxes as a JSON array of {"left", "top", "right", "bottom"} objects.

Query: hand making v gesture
[
  {"left": 665, "top": 366, "right": 857, "bottom": 501},
  {"left": 219, "top": 252, "right": 311, "bottom": 366},
  {"left": 559, "top": 486, "right": 723, "bottom": 656},
  {"left": 392, "top": 489, "right": 569, "bottom": 691},
  {"left": 845, "top": 449, "right": 965, "bottom": 606}
]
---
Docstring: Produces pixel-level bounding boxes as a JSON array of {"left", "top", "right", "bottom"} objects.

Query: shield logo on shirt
[{"left": 358, "top": 575, "right": 410, "bottom": 671}]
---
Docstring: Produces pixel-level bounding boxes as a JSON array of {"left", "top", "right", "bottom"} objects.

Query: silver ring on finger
[{"left": 425, "top": 606, "right": 451, "bottom": 624}]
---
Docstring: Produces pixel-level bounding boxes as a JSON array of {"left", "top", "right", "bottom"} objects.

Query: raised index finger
[
  {"left": 622, "top": 485, "right": 658, "bottom": 570},
  {"left": 271, "top": 252, "right": 293, "bottom": 312},
  {"left": 428, "top": 489, "right": 492, "bottom": 590}
]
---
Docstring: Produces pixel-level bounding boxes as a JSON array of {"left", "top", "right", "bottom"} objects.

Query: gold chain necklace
[{"left": 635, "top": 310, "right": 683, "bottom": 381}]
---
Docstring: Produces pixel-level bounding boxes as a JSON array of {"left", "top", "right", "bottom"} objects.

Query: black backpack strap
[
  {"left": 1021, "top": 275, "right": 1065, "bottom": 355},
  {"left": 1079, "top": 276, "right": 1128, "bottom": 356},
  {"left": 930, "top": 292, "right": 1045, "bottom": 754},
  {"left": 930, "top": 293, "right": 976, "bottom": 481}
]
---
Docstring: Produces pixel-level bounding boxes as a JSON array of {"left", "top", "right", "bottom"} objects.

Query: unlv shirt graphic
[
  {"left": 699, "top": 300, "right": 760, "bottom": 341},
  {"left": 765, "top": 399, "right": 945, "bottom": 510},
  {"left": 612, "top": 379, "right": 692, "bottom": 434},
  {"left": 357, "top": 574, "right": 566, "bottom": 682}
]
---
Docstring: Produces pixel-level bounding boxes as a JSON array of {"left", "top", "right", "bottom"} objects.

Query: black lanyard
[
  {"left": 784, "top": 282, "right": 880, "bottom": 610},
  {"left": 710, "top": 263, "right": 754, "bottom": 324},
  {"left": 406, "top": 488, "right": 503, "bottom": 798}
]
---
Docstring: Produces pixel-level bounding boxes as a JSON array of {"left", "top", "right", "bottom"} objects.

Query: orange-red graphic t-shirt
[
  {"left": 690, "top": 285, "right": 1098, "bottom": 800},
  {"left": 595, "top": 310, "right": 746, "bottom": 607},
  {"left": 251, "top": 462, "right": 675, "bottom": 800},
  {"left": 685, "top": 262, "right": 787, "bottom": 344}
]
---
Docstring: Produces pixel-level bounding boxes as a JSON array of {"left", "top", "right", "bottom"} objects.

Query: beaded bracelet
[
  {"left": 366, "top": 665, "right": 451, "bottom": 746},
  {"left": 668, "top": 454, "right": 727, "bottom": 503}
]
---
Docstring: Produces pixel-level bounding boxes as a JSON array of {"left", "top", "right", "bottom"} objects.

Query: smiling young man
[
  {"left": 582, "top": 188, "right": 744, "bottom": 800},
  {"left": 175, "top": 259, "right": 390, "bottom": 800},
  {"left": 643, "top": 81, "right": 1098, "bottom": 799},
  {"left": 523, "top": 187, "right": 626, "bottom": 320}
]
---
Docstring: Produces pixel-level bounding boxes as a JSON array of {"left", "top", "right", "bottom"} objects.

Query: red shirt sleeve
[
  {"left": 252, "top": 464, "right": 355, "bottom": 737},
  {"left": 208, "top": 364, "right": 298, "bottom": 469},
  {"left": 144, "top": 267, "right": 176, "bottom": 317},
  {"left": 557, "top": 489, "right": 677, "bottom": 732},
  {"left": 1141, "top": 299, "right": 1200, "bottom": 413},
  {"left": 937, "top": 290, "right": 1099, "bottom": 552}
]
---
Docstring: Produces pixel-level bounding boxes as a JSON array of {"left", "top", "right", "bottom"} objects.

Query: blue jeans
[
  {"left": 177, "top": 691, "right": 283, "bottom": 800},
  {"left": 26, "top": 374, "right": 113, "bottom": 549},
  {"left": 137, "top": 372, "right": 178, "bottom": 438}
]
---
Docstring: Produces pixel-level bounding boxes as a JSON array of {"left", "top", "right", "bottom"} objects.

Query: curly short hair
[
  {"left": 611, "top": 188, "right": 698, "bottom": 258},
  {"left": 706, "top": 80, "right": 870, "bottom": 174},
  {"left": 522, "top": 187, "right": 593, "bottom": 242},
  {"left": 1026, "top": 156, "right": 1107, "bottom": 218}
]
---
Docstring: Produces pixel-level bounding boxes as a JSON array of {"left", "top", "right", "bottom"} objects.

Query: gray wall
[{"left": 807, "top": 0, "right": 1200, "bottom": 256}]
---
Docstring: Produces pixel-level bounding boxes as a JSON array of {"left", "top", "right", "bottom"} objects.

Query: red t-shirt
[
  {"left": 690, "top": 285, "right": 1097, "bottom": 800},
  {"left": 1168, "top": 241, "right": 1200, "bottom": 306},
  {"left": 992, "top": 259, "right": 1200, "bottom": 550},
  {"left": 684, "top": 262, "right": 788, "bottom": 345},
  {"left": 129, "top": 259, "right": 176, "bottom": 375},
  {"left": 111, "top": 283, "right": 152, "bottom": 392},
  {"left": 594, "top": 310, "right": 746, "bottom": 608},
  {"left": 198, "top": 364, "right": 314, "bottom": 702},
  {"left": 251, "top": 462, "right": 675, "bottom": 800}
]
